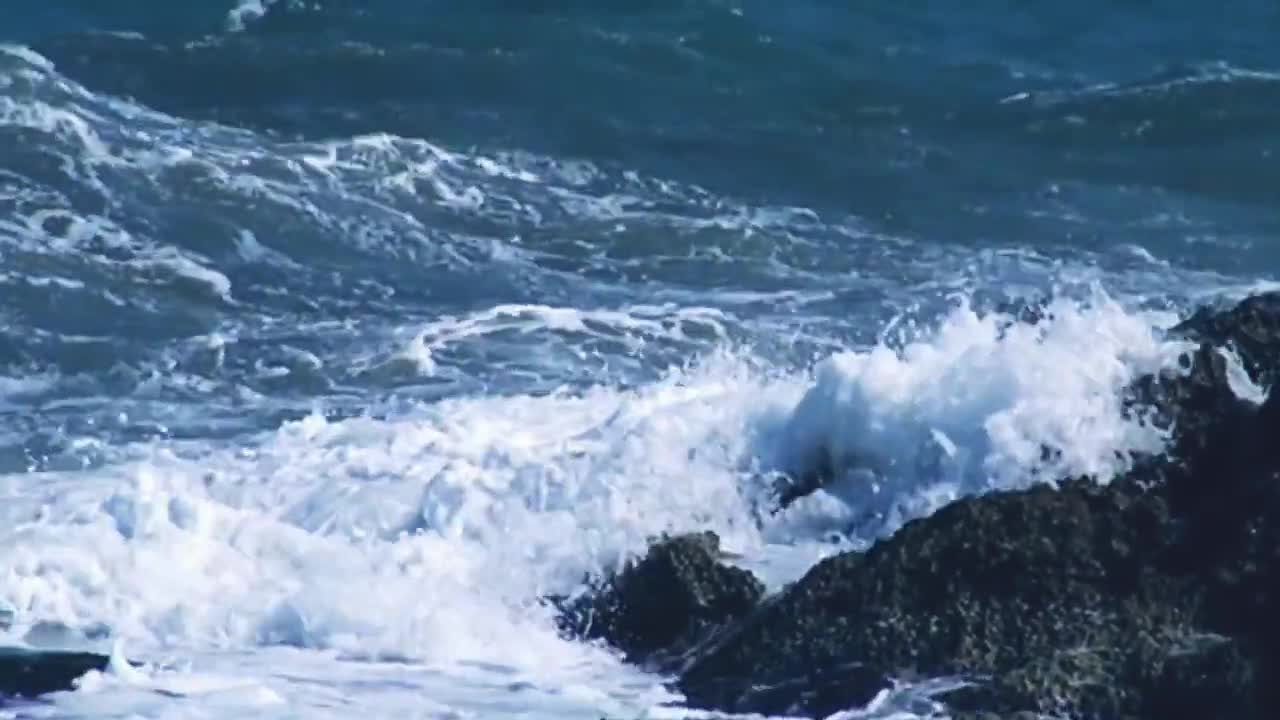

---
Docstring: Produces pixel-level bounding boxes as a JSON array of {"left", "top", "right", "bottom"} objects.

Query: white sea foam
[
  {"left": 226, "top": 0, "right": 281, "bottom": 33},
  {"left": 130, "top": 247, "right": 234, "bottom": 302},
  {"left": 0, "top": 291, "right": 1202, "bottom": 718},
  {"left": 346, "top": 302, "right": 738, "bottom": 389},
  {"left": 403, "top": 303, "right": 732, "bottom": 353},
  {"left": 758, "top": 290, "right": 1189, "bottom": 537},
  {"left": 0, "top": 352, "right": 788, "bottom": 718},
  {"left": 0, "top": 373, "right": 60, "bottom": 402}
]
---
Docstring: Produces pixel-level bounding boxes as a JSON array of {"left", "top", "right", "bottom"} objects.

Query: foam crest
[
  {"left": 226, "top": 0, "right": 281, "bottom": 33},
  {"left": 0, "top": 353, "right": 797, "bottom": 668},
  {"left": 1, "top": 42, "right": 822, "bottom": 291},
  {"left": 759, "top": 291, "right": 1189, "bottom": 538}
]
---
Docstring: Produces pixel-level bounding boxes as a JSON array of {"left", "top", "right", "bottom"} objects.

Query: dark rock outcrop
[
  {"left": 0, "top": 647, "right": 108, "bottom": 699},
  {"left": 684, "top": 660, "right": 889, "bottom": 719},
  {"left": 1171, "top": 291, "right": 1280, "bottom": 388},
  {"left": 680, "top": 477, "right": 1198, "bottom": 719},
  {"left": 1141, "top": 634, "right": 1261, "bottom": 720},
  {"left": 1121, "top": 342, "right": 1256, "bottom": 475},
  {"left": 562, "top": 291, "right": 1280, "bottom": 720},
  {"left": 554, "top": 532, "right": 765, "bottom": 665}
]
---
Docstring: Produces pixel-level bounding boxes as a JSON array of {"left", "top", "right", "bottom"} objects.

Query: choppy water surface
[{"left": 2, "top": 2, "right": 1279, "bottom": 718}]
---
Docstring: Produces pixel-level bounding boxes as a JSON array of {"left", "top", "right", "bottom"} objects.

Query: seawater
[{"left": 2, "top": 2, "right": 1279, "bottom": 718}]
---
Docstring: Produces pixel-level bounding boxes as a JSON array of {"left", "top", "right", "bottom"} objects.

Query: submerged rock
[
  {"left": 565, "top": 292, "right": 1280, "bottom": 719},
  {"left": 554, "top": 532, "right": 765, "bottom": 665},
  {"left": 0, "top": 647, "right": 108, "bottom": 698}
]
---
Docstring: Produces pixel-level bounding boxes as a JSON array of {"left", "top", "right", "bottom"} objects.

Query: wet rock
[
  {"left": 555, "top": 532, "right": 765, "bottom": 664},
  {"left": 678, "top": 478, "right": 1198, "bottom": 719},
  {"left": 0, "top": 647, "right": 108, "bottom": 698},
  {"left": 1121, "top": 342, "right": 1256, "bottom": 478},
  {"left": 1190, "top": 462, "right": 1280, "bottom": 714},
  {"left": 1171, "top": 291, "right": 1280, "bottom": 388},
  {"left": 682, "top": 660, "right": 889, "bottom": 718},
  {"left": 1142, "top": 634, "right": 1260, "bottom": 720},
  {"left": 1116, "top": 340, "right": 1278, "bottom": 576},
  {"left": 1123, "top": 340, "right": 1280, "bottom": 617},
  {"left": 937, "top": 627, "right": 1256, "bottom": 719}
]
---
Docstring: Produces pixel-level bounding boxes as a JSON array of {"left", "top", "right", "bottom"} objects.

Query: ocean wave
[
  {"left": 0, "top": 292, "right": 1195, "bottom": 641},
  {"left": 23, "top": 7, "right": 1280, "bottom": 233},
  {"left": 4, "top": 4, "right": 1280, "bottom": 719},
  {"left": 0, "top": 289, "right": 1213, "bottom": 720},
  {"left": 759, "top": 291, "right": 1189, "bottom": 539},
  {"left": 998, "top": 61, "right": 1280, "bottom": 143},
  {"left": 1, "top": 39, "right": 1268, "bottom": 450},
  {"left": 226, "top": 0, "right": 281, "bottom": 33}
]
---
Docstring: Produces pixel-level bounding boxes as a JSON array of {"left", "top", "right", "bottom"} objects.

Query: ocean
[{"left": 1, "top": 1, "right": 1278, "bottom": 718}]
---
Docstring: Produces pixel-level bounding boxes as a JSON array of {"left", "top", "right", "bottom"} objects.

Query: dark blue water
[{"left": 2, "top": 1, "right": 1279, "bottom": 473}]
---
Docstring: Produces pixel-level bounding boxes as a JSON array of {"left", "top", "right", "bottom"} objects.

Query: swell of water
[{"left": 0, "top": 291, "right": 1203, "bottom": 719}]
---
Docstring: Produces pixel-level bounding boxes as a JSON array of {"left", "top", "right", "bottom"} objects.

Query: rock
[
  {"left": 1142, "top": 634, "right": 1260, "bottom": 720},
  {"left": 682, "top": 660, "right": 889, "bottom": 718},
  {"left": 1121, "top": 343, "right": 1256, "bottom": 478},
  {"left": 937, "top": 627, "right": 1257, "bottom": 720},
  {"left": 1171, "top": 291, "right": 1280, "bottom": 388},
  {"left": 1125, "top": 341, "right": 1280, "bottom": 652},
  {"left": 555, "top": 532, "right": 765, "bottom": 665},
  {"left": 1189, "top": 463, "right": 1280, "bottom": 715},
  {"left": 677, "top": 478, "right": 1198, "bottom": 719},
  {"left": 1116, "top": 341, "right": 1278, "bottom": 574},
  {"left": 0, "top": 647, "right": 108, "bottom": 698}
]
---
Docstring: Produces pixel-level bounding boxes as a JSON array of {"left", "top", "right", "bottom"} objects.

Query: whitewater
[{"left": 4, "top": 1, "right": 1280, "bottom": 717}]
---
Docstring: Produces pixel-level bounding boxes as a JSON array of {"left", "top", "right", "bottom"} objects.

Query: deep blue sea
[{"left": 2, "top": 2, "right": 1278, "bottom": 718}]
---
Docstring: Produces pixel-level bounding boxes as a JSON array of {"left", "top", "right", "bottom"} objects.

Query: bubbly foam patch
[
  {"left": 757, "top": 290, "right": 1189, "bottom": 539},
  {"left": 0, "top": 351, "right": 805, "bottom": 714},
  {"left": 226, "top": 0, "right": 281, "bottom": 33}
]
